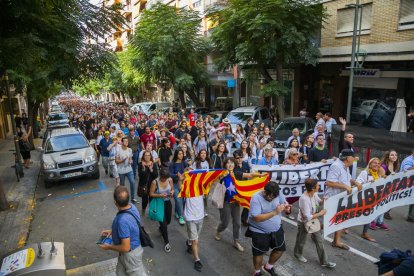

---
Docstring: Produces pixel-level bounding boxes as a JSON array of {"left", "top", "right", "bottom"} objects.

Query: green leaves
[{"left": 261, "top": 80, "right": 290, "bottom": 97}]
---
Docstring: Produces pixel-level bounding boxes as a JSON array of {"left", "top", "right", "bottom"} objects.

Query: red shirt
[
  {"left": 140, "top": 132, "right": 156, "bottom": 148},
  {"left": 188, "top": 113, "right": 195, "bottom": 127}
]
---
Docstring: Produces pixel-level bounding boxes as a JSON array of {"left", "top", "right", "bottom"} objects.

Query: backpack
[{"left": 376, "top": 249, "right": 412, "bottom": 275}]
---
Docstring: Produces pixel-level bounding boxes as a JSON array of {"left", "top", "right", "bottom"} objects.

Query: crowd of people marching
[{"left": 56, "top": 96, "right": 414, "bottom": 276}]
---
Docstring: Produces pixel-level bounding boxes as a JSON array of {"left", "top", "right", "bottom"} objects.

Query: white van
[{"left": 131, "top": 102, "right": 172, "bottom": 115}]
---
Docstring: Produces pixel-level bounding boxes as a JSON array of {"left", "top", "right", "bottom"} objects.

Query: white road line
[{"left": 281, "top": 217, "right": 380, "bottom": 263}]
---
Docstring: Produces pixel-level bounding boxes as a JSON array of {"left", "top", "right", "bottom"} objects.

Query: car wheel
[{"left": 91, "top": 170, "right": 100, "bottom": 179}]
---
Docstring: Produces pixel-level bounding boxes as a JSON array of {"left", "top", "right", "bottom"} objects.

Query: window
[
  {"left": 336, "top": 3, "right": 372, "bottom": 37},
  {"left": 399, "top": 0, "right": 414, "bottom": 30},
  {"left": 193, "top": 0, "right": 202, "bottom": 8}
]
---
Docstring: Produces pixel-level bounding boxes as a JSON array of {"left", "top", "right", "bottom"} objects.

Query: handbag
[
  {"left": 137, "top": 165, "right": 151, "bottom": 197},
  {"left": 211, "top": 183, "right": 226, "bottom": 208},
  {"left": 300, "top": 205, "right": 321, "bottom": 234},
  {"left": 118, "top": 209, "right": 154, "bottom": 248},
  {"left": 148, "top": 180, "right": 165, "bottom": 222}
]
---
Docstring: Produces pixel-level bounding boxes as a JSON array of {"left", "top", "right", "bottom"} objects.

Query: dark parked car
[{"left": 272, "top": 117, "right": 316, "bottom": 160}]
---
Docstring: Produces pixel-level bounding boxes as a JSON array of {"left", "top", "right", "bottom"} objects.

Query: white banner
[
  {"left": 323, "top": 170, "right": 414, "bottom": 237},
  {"left": 252, "top": 160, "right": 334, "bottom": 198}
]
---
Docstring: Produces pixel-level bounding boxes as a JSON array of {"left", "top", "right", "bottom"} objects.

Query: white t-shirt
[
  {"left": 184, "top": 195, "right": 204, "bottom": 221},
  {"left": 116, "top": 147, "right": 132, "bottom": 174},
  {"left": 191, "top": 160, "right": 209, "bottom": 170}
]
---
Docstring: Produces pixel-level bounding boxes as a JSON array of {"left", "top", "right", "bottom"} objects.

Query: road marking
[
  {"left": 53, "top": 181, "right": 107, "bottom": 201},
  {"left": 281, "top": 217, "right": 380, "bottom": 263}
]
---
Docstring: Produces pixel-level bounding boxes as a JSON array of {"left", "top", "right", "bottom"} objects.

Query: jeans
[
  {"left": 120, "top": 171, "right": 136, "bottom": 200},
  {"left": 102, "top": 156, "right": 109, "bottom": 172},
  {"left": 294, "top": 222, "right": 329, "bottom": 265},
  {"left": 217, "top": 201, "right": 241, "bottom": 240},
  {"left": 173, "top": 184, "right": 183, "bottom": 217},
  {"left": 131, "top": 151, "right": 139, "bottom": 179},
  {"left": 373, "top": 214, "right": 385, "bottom": 225}
]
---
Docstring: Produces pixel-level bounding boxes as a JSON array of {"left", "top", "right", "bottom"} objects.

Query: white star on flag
[{"left": 227, "top": 182, "right": 236, "bottom": 194}]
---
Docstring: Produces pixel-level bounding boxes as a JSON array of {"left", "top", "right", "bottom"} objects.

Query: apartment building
[{"left": 294, "top": 0, "right": 414, "bottom": 130}]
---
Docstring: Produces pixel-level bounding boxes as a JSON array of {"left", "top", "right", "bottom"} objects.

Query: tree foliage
[
  {"left": 211, "top": 0, "right": 326, "bottom": 117},
  {"left": 131, "top": 3, "right": 210, "bottom": 107}
]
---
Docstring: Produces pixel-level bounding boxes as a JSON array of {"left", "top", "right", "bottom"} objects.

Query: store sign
[
  {"left": 227, "top": 79, "right": 236, "bottom": 88},
  {"left": 354, "top": 69, "right": 380, "bottom": 78}
]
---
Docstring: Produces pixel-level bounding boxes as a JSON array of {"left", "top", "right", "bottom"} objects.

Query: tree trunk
[
  {"left": 185, "top": 90, "right": 201, "bottom": 107},
  {"left": 178, "top": 90, "right": 186, "bottom": 108},
  {"left": 27, "top": 99, "right": 40, "bottom": 140},
  {"left": 0, "top": 182, "right": 10, "bottom": 211},
  {"left": 275, "top": 63, "right": 285, "bottom": 120}
]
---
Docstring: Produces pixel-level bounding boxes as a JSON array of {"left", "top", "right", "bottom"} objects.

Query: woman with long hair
[
  {"left": 138, "top": 150, "right": 159, "bottom": 214},
  {"left": 215, "top": 157, "right": 265, "bottom": 252},
  {"left": 211, "top": 142, "right": 228, "bottom": 169},
  {"left": 150, "top": 168, "right": 174, "bottom": 253},
  {"left": 169, "top": 149, "right": 188, "bottom": 225},
  {"left": 356, "top": 157, "right": 387, "bottom": 242},
  {"left": 258, "top": 122, "right": 265, "bottom": 136},
  {"left": 193, "top": 129, "right": 209, "bottom": 156},
  {"left": 240, "top": 140, "right": 253, "bottom": 167},
  {"left": 235, "top": 124, "right": 245, "bottom": 149},
  {"left": 158, "top": 137, "right": 173, "bottom": 168},
  {"left": 223, "top": 125, "right": 235, "bottom": 154},
  {"left": 380, "top": 150, "right": 400, "bottom": 220},
  {"left": 248, "top": 132, "right": 258, "bottom": 165},
  {"left": 181, "top": 143, "right": 194, "bottom": 166},
  {"left": 300, "top": 134, "right": 314, "bottom": 164}
]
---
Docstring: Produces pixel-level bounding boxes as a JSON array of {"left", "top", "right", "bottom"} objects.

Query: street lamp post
[
  {"left": 346, "top": 0, "right": 362, "bottom": 122},
  {"left": 1, "top": 70, "right": 23, "bottom": 165}
]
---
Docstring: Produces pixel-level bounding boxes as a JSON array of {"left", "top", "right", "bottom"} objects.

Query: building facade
[{"left": 295, "top": 0, "right": 414, "bottom": 130}]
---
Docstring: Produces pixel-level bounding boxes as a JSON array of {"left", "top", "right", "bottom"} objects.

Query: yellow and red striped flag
[
  {"left": 178, "top": 169, "right": 227, "bottom": 198},
  {"left": 231, "top": 174, "right": 270, "bottom": 209}
]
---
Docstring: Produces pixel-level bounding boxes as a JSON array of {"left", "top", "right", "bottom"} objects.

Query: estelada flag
[
  {"left": 231, "top": 174, "right": 270, "bottom": 209},
  {"left": 178, "top": 169, "right": 227, "bottom": 198}
]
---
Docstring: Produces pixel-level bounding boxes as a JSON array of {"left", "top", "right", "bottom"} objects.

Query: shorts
[
  {"left": 251, "top": 226, "right": 286, "bottom": 256},
  {"left": 186, "top": 219, "right": 203, "bottom": 241}
]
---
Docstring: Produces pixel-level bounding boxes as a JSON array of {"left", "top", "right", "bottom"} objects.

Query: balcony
[{"left": 205, "top": 0, "right": 227, "bottom": 8}]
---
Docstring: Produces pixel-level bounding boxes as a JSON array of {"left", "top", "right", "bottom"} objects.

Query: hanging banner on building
[
  {"left": 323, "top": 170, "right": 414, "bottom": 237},
  {"left": 252, "top": 160, "right": 334, "bottom": 198}
]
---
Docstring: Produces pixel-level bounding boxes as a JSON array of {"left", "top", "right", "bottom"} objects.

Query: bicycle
[{"left": 9, "top": 149, "right": 24, "bottom": 182}]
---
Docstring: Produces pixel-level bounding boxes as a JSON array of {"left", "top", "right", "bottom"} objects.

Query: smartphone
[{"left": 96, "top": 235, "right": 107, "bottom": 244}]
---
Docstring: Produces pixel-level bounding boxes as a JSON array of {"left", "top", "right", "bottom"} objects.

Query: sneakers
[
  {"left": 233, "top": 241, "right": 244, "bottom": 252},
  {"left": 179, "top": 216, "right": 185, "bottom": 225},
  {"left": 377, "top": 223, "right": 390, "bottom": 231},
  {"left": 194, "top": 260, "right": 203, "bottom": 272},
  {"left": 322, "top": 262, "right": 337, "bottom": 268},
  {"left": 384, "top": 212, "right": 392, "bottom": 220},
  {"left": 186, "top": 241, "right": 192, "bottom": 254},
  {"left": 369, "top": 221, "right": 377, "bottom": 230},
  {"left": 263, "top": 265, "right": 278, "bottom": 276},
  {"left": 253, "top": 271, "right": 264, "bottom": 276},
  {"left": 164, "top": 243, "right": 171, "bottom": 253},
  {"left": 215, "top": 232, "right": 221, "bottom": 241},
  {"left": 295, "top": 255, "right": 308, "bottom": 263},
  {"left": 131, "top": 199, "right": 139, "bottom": 204},
  {"left": 175, "top": 212, "right": 179, "bottom": 219}
]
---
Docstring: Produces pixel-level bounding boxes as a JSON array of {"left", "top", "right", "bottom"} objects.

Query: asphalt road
[{"left": 27, "top": 164, "right": 414, "bottom": 276}]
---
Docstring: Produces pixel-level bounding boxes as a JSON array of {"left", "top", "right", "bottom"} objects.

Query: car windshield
[
  {"left": 48, "top": 114, "right": 67, "bottom": 121},
  {"left": 276, "top": 120, "right": 305, "bottom": 131},
  {"left": 45, "top": 134, "right": 89, "bottom": 153},
  {"left": 227, "top": 112, "right": 253, "bottom": 123}
]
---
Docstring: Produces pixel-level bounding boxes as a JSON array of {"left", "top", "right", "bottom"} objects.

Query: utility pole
[{"left": 346, "top": 0, "right": 362, "bottom": 122}]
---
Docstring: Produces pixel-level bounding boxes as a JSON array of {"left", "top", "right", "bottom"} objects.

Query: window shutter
[{"left": 400, "top": 0, "right": 414, "bottom": 24}]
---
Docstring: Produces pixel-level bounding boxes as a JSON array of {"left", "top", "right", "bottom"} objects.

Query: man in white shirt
[{"left": 325, "top": 149, "right": 362, "bottom": 250}]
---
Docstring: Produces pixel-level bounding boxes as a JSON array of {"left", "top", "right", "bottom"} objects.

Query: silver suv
[
  {"left": 226, "top": 106, "right": 272, "bottom": 133},
  {"left": 41, "top": 127, "right": 99, "bottom": 188}
]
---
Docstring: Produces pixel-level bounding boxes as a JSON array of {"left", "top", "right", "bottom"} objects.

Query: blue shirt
[
  {"left": 248, "top": 191, "right": 285, "bottom": 233},
  {"left": 400, "top": 155, "right": 414, "bottom": 172},
  {"left": 325, "top": 118, "right": 337, "bottom": 134},
  {"left": 122, "top": 127, "right": 129, "bottom": 136},
  {"left": 112, "top": 204, "right": 141, "bottom": 250},
  {"left": 257, "top": 157, "right": 278, "bottom": 165},
  {"left": 99, "top": 138, "right": 112, "bottom": 157}
]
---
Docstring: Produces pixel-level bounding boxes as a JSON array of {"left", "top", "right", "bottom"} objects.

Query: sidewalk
[{"left": 0, "top": 136, "right": 42, "bottom": 258}]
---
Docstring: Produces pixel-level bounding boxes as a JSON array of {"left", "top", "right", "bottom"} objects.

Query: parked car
[
  {"left": 47, "top": 112, "right": 69, "bottom": 128},
  {"left": 225, "top": 106, "right": 272, "bottom": 133},
  {"left": 209, "top": 111, "right": 230, "bottom": 124},
  {"left": 50, "top": 105, "right": 62, "bottom": 113},
  {"left": 41, "top": 127, "right": 99, "bottom": 188},
  {"left": 131, "top": 102, "right": 172, "bottom": 115},
  {"left": 272, "top": 117, "right": 316, "bottom": 160}
]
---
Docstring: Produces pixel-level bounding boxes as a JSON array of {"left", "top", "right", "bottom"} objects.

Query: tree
[
  {"left": 131, "top": 3, "right": 210, "bottom": 107},
  {"left": 211, "top": 0, "right": 326, "bottom": 118}
]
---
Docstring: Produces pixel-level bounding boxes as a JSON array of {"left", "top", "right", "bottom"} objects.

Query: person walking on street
[
  {"left": 18, "top": 126, "right": 32, "bottom": 168},
  {"left": 116, "top": 137, "right": 138, "bottom": 203},
  {"left": 325, "top": 149, "right": 362, "bottom": 250},
  {"left": 400, "top": 150, "right": 414, "bottom": 222},
  {"left": 100, "top": 131, "right": 112, "bottom": 175},
  {"left": 138, "top": 150, "right": 159, "bottom": 214},
  {"left": 248, "top": 181, "right": 288, "bottom": 276},
  {"left": 169, "top": 149, "right": 188, "bottom": 225},
  {"left": 99, "top": 186, "right": 147, "bottom": 276},
  {"left": 149, "top": 168, "right": 174, "bottom": 253},
  {"left": 127, "top": 126, "right": 140, "bottom": 179},
  {"left": 294, "top": 178, "right": 336, "bottom": 268}
]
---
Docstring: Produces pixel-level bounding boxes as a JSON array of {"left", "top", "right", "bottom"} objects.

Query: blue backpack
[{"left": 376, "top": 249, "right": 412, "bottom": 275}]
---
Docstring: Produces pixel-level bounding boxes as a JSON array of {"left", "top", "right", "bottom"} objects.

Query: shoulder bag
[
  {"left": 300, "top": 198, "right": 321, "bottom": 234},
  {"left": 119, "top": 209, "right": 154, "bottom": 248},
  {"left": 148, "top": 180, "right": 165, "bottom": 222}
]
